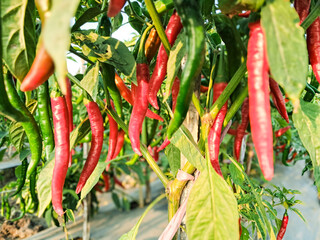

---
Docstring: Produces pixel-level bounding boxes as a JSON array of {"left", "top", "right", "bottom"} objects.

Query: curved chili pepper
[
  {"left": 112, "top": 129, "right": 125, "bottom": 159},
  {"left": 275, "top": 126, "right": 291, "bottom": 138},
  {"left": 113, "top": 176, "right": 125, "bottom": 189},
  {"left": 37, "top": 82, "right": 54, "bottom": 159},
  {"left": 76, "top": 101, "right": 104, "bottom": 194},
  {"left": 238, "top": 11, "right": 251, "bottom": 18},
  {"left": 11, "top": 159, "right": 28, "bottom": 197},
  {"left": 114, "top": 73, "right": 163, "bottom": 121},
  {"left": 200, "top": 85, "right": 209, "bottom": 93},
  {"left": 4, "top": 74, "right": 42, "bottom": 179},
  {"left": 234, "top": 98, "right": 249, "bottom": 161},
  {"left": 148, "top": 11, "right": 183, "bottom": 109},
  {"left": 129, "top": 63, "right": 150, "bottom": 156},
  {"left": 157, "top": 138, "right": 171, "bottom": 152},
  {"left": 105, "top": 102, "right": 118, "bottom": 168},
  {"left": 145, "top": 28, "right": 161, "bottom": 63},
  {"left": 103, "top": 171, "right": 110, "bottom": 192},
  {"left": 208, "top": 82, "right": 228, "bottom": 177},
  {"left": 294, "top": 0, "right": 311, "bottom": 24},
  {"left": 51, "top": 96, "right": 69, "bottom": 216},
  {"left": 20, "top": 43, "right": 54, "bottom": 92},
  {"left": 107, "top": 0, "right": 126, "bottom": 17},
  {"left": 65, "top": 78, "right": 73, "bottom": 166},
  {"left": 171, "top": 77, "right": 180, "bottom": 112},
  {"left": 269, "top": 78, "right": 289, "bottom": 123},
  {"left": 227, "top": 128, "right": 237, "bottom": 136},
  {"left": 167, "top": 0, "right": 205, "bottom": 138},
  {"left": 247, "top": 21, "right": 274, "bottom": 181},
  {"left": 29, "top": 170, "right": 38, "bottom": 210},
  {"left": 277, "top": 212, "right": 288, "bottom": 240},
  {"left": 307, "top": 17, "right": 320, "bottom": 84}
]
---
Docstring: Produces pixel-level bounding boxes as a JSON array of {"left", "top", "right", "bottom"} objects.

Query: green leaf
[
  {"left": 1, "top": 0, "right": 36, "bottom": 81},
  {"left": 165, "top": 32, "right": 186, "bottom": 101},
  {"left": 219, "top": 0, "right": 265, "bottom": 14},
  {"left": 293, "top": 100, "right": 320, "bottom": 191},
  {"left": 291, "top": 207, "right": 306, "bottom": 223},
  {"left": 71, "top": 7, "right": 102, "bottom": 32},
  {"left": 9, "top": 122, "right": 26, "bottom": 152},
  {"left": 229, "top": 161, "right": 245, "bottom": 187},
  {"left": 80, "top": 62, "right": 100, "bottom": 101},
  {"left": 43, "top": 0, "right": 80, "bottom": 92},
  {"left": 65, "top": 209, "right": 75, "bottom": 222},
  {"left": 37, "top": 155, "right": 55, "bottom": 217},
  {"left": 119, "top": 194, "right": 166, "bottom": 240},
  {"left": 70, "top": 117, "right": 91, "bottom": 149},
  {"left": 111, "top": 13, "right": 123, "bottom": 33},
  {"left": 186, "top": 166, "right": 239, "bottom": 239},
  {"left": 80, "top": 161, "right": 108, "bottom": 200},
  {"left": 170, "top": 128, "right": 205, "bottom": 171},
  {"left": 240, "top": 226, "right": 250, "bottom": 240},
  {"left": 164, "top": 143, "right": 180, "bottom": 176},
  {"left": 261, "top": 0, "right": 308, "bottom": 102},
  {"left": 73, "top": 32, "right": 137, "bottom": 84}
]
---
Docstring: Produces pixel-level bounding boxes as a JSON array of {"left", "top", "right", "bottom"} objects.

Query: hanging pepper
[
  {"left": 167, "top": 0, "right": 205, "bottom": 138},
  {"left": 307, "top": 17, "right": 320, "bottom": 84},
  {"left": 114, "top": 73, "right": 163, "bottom": 121},
  {"left": 294, "top": 0, "right": 311, "bottom": 24},
  {"left": 234, "top": 98, "right": 249, "bottom": 161},
  {"left": 4, "top": 74, "right": 42, "bottom": 179},
  {"left": 129, "top": 26, "right": 153, "bottom": 155},
  {"left": 37, "top": 81, "right": 54, "bottom": 159},
  {"left": 171, "top": 77, "right": 180, "bottom": 112},
  {"left": 208, "top": 49, "right": 228, "bottom": 177},
  {"left": 277, "top": 211, "right": 289, "bottom": 240},
  {"left": 106, "top": 101, "right": 118, "bottom": 169},
  {"left": 275, "top": 126, "right": 291, "bottom": 138},
  {"left": 107, "top": 0, "right": 126, "bottom": 17},
  {"left": 145, "top": 28, "right": 161, "bottom": 63},
  {"left": 247, "top": 21, "right": 274, "bottom": 181},
  {"left": 112, "top": 129, "right": 125, "bottom": 159},
  {"left": 65, "top": 78, "right": 74, "bottom": 166},
  {"left": 11, "top": 159, "right": 28, "bottom": 197},
  {"left": 51, "top": 95, "right": 70, "bottom": 216},
  {"left": 76, "top": 101, "right": 104, "bottom": 194},
  {"left": 269, "top": 78, "right": 289, "bottom": 123},
  {"left": 148, "top": 11, "right": 183, "bottom": 109}
]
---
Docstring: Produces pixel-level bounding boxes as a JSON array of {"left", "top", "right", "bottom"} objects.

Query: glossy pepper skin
[
  {"left": 65, "top": 78, "right": 74, "bottom": 166},
  {"left": 294, "top": 0, "right": 311, "bottom": 24},
  {"left": 76, "top": 101, "right": 104, "bottom": 194},
  {"left": 167, "top": 0, "right": 205, "bottom": 139},
  {"left": 51, "top": 96, "right": 70, "bottom": 216},
  {"left": 307, "top": 17, "right": 320, "bottom": 84},
  {"left": 112, "top": 129, "right": 125, "bottom": 159},
  {"left": 114, "top": 73, "right": 163, "bottom": 121},
  {"left": 145, "top": 28, "right": 161, "bottom": 63},
  {"left": 234, "top": 98, "right": 249, "bottom": 161},
  {"left": 247, "top": 21, "right": 274, "bottom": 181},
  {"left": 4, "top": 75, "right": 42, "bottom": 179},
  {"left": 208, "top": 82, "right": 228, "bottom": 177},
  {"left": 148, "top": 11, "right": 183, "bottom": 109},
  {"left": 107, "top": 0, "right": 126, "bottom": 17},
  {"left": 269, "top": 78, "right": 289, "bottom": 123},
  {"left": 171, "top": 77, "right": 180, "bottom": 112},
  {"left": 275, "top": 126, "right": 291, "bottom": 138},
  {"left": 129, "top": 63, "right": 150, "bottom": 155},
  {"left": 20, "top": 44, "right": 54, "bottom": 92},
  {"left": 106, "top": 102, "right": 118, "bottom": 167},
  {"left": 37, "top": 81, "right": 54, "bottom": 158},
  {"left": 277, "top": 212, "right": 288, "bottom": 240}
]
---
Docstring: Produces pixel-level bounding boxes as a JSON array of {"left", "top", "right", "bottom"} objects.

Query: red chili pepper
[
  {"left": 294, "top": 0, "right": 311, "bottom": 24},
  {"left": 112, "top": 129, "right": 125, "bottom": 159},
  {"left": 94, "top": 182, "right": 104, "bottom": 193},
  {"left": 234, "top": 98, "right": 249, "bottom": 161},
  {"left": 275, "top": 126, "right": 291, "bottom": 138},
  {"left": 148, "top": 11, "right": 183, "bottom": 109},
  {"left": 157, "top": 138, "right": 171, "bottom": 152},
  {"left": 208, "top": 82, "right": 228, "bottom": 177},
  {"left": 102, "top": 172, "right": 110, "bottom": 192},
  {"left": 276, "top": 143, "right": 287, "bottom": 150},
  {"left": 107, "top": 0, "right": 126, "bottom": 17},
  {"left": 200, "top": 85, "right": 209, "bottom": 93},
  {"left": 172, "top": 77, "right": 180, "bottom": 112},
  {"left": 277, "top": 212, "right": 288, "bottom": 240},
  {"left": 113, "top": 176, "right": 125, "bottom": 189},
  {"left": 129, "top": 63, "right": 150, "bottom": 155},
  {"left": 76, "top": 101, "right": 104, "bottom": 194},
  {"left": 65, "top": 78, "right": 74, "bottom": 167},
  {"left": 307, "top": 17, "right": 320, "bottom": 84},
  {"left": 51, "top": 96, "right": 70, "bottom": 216},
  {"left": 238, "top": 11, "right": 251, "bottom": 18},
  {"left": 227, "top": 128, "right": 237, "bottom": 136},
  {"left": 105, "top": 102, "right": 118, "bottom": 170},
  {"left": 114, "top": 74, "right": 163, "bottom": 121},
  {"left": 269, "top": 78, "right": 289, "bottom": 123},
  {"left": 153, "top": 146, "right": 159, "bottom": 162},
  {"left": 20, "top": 43, "right": 54, "bottom": 92},
  {"left": 247, "top": 21, "right": 274, "bottom": 181}
]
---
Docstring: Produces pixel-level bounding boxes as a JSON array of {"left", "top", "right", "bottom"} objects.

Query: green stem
[
  {"left": 192, "top": 93, "right": 204, "bottom": 117},
  {"left": 106, "top": 107, "right": 169, "bottom": 187},
  {"left": 69, "top": 47, "right": 95, "bottom": 65},
  {"left": 223, "top": 85, "right": 248, "bottom": 127},
  {"left": 128, "top": 0, "right": 147, "bottom": 24},
  {"left": 301, "top": 0, "right": 320, "bottom": 31},
  {"left": 206, "top": 53, "right": 218, "bottom": 109},
  {"left": 154, "top": 0, "right": 174, "bottom": 15},
  {"left": 144, "top": 0, "right": 171, "bottom": 55}
]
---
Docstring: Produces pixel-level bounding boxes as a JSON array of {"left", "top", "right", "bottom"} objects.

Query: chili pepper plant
[{"left": 0, "top": 0, "right": 319, "bottom": 239}]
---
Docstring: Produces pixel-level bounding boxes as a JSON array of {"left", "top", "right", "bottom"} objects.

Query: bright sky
[{"left": 67, "top": 10, "right": 137, "bottom": 75}]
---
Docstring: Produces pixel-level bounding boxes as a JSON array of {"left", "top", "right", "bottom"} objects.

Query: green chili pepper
[
  {"left": 4, "top": 74, "right": 42, "bottom": 179},
  {"left": 37, "top": 82, "right": 54, "bottom": 160},
  {"left": 101, "top": 63, "right": 123, "bottom": 117},
  {"left": 167, "top": 0, "right": 205, "bottom": 139},
  {"left": 29, "top": 170, "right": 38, "bottom": 210},
  {"left": 5, "top": 197, "right": 11, "bottom": 219},
  {"left": 11, "top": 158, "right": 28, "bottom": 197},
  {"left": 11, "top": 195, "right": 26, "bottom": 221}
]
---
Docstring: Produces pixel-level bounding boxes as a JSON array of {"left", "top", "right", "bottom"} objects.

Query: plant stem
[
  {"left": 192, "top": 93, "right": 204, "bottom": 117},
  {"left": 144, "top": 0, "right": 171, "bottom": 54},
  {"left": 301, "top": 0, "right": 320, "bottom": 31},
  {"left": 69, "top": 47, "right": 95, "bottom": 65}
]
